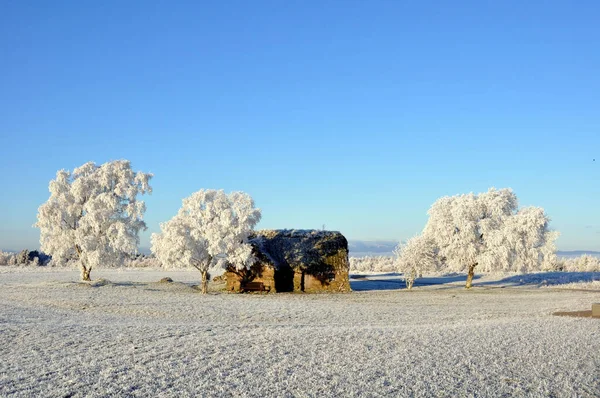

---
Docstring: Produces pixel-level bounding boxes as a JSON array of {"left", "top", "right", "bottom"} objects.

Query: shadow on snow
[
  {"left": 477, "top": 272, "right": 600, "bottom": 287},
  {"left": 350, "top": 271, "right": 600, "bottom": 291},
  {"left": 350, "top": 273, "right": 479, "bottom": 291}
]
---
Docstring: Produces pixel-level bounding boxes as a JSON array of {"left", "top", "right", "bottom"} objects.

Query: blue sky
[{"left": 1, "top": 1, "right": 599, "bottom": 251}]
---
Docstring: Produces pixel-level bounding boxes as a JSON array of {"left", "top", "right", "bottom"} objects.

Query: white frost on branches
[
  {"left": 151, "top": 189, "right": 261, "bottom": 293},
  {"left": 35, "top": 160, "right": 152, "bottom": 280},
  {"left": 0, "top": 251, "right": 17, "bottom": 266},
  {"left": 482, "top": 206, "right": 559, "bottom": 272},
  {"left": 421, "top": 188, "right": 558, "bottom": 287}
]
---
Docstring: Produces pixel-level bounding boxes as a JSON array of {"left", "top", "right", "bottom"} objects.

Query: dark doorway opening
[{"left": 274, "top": 266, "right": 294, "bottom": 292}]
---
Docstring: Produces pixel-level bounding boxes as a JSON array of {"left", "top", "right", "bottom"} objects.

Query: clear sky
[{"left": 1, "top": 1, "right": 599, "bottom": 251}]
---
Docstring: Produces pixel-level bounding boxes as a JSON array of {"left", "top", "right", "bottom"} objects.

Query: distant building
[{"left": 224, "top": 229, "right": 351, "bottom": 293}]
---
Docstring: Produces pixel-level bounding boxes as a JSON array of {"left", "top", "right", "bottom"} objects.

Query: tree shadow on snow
[
  {"left": 477, "top": 272, "right": 600, "bottom": 287},
  {"left": 87, "top": 279, "right": 139, "bottom": 288},
  {"left": 68, "top": 279, "right": 198, "bottom": 293},
  {"left": 350, "top": 273, "right": 479, "bottom": 291}
]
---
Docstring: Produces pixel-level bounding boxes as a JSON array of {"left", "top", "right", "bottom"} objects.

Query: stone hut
[{"left": 225, "top": 229, "right": 351, "bottom": 293}]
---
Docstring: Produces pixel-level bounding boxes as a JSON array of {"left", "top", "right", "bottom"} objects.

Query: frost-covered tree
[
  {"left": 422, "top": 188, "right": 558, "bottom": 288},
  {"left": 151, "top": 189, "right": 261, "bottom": 294},
  {"left": 394, "top": 235, "right": 439, "bottom": 289},
  {"left": 35, "top": 160, "right": 152, "bottom": 281}
]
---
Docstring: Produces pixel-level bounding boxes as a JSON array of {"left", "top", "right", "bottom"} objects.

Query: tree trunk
[
  {"left": 75, "top": 245, "right": 91, "bottom": 281},
  {"left": 201, "top": 270, "right": 209, "bottom": 294},
  {"left": 406, "top": 268, "right": 416, "bottom": 290},
  {"left": 81, "top": 264, "right": 92, "bottom": 282},
  {"left": 465, "top": 263, "right": 477, "bottom": 289}
]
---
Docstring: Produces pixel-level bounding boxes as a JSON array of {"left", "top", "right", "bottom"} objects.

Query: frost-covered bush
[
  {"left": 394, "top": 235, "right": 439, "bottom": 289},
  {"left": 151, "top": 189, "right": 261, "bottom": 294},
  {"left": 30, "top": 250, "right": 52, "bottom": 266},
  {"left": 349, "top": 256, "right": 396, "bottom": 273},
  {"left": 35, "top": 160, "right": 152, "bottom": 281}
]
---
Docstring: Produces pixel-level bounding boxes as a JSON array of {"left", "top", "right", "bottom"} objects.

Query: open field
[{"left": 1, "top": 269, "right": 599, "bottom": 397}]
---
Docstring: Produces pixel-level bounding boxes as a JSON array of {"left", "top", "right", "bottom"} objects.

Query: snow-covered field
[{"left": 1, "top": 269, "right": 599, "bottom": 397}]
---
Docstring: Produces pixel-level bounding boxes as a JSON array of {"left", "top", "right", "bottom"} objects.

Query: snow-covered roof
[
  {"left": 249, "top": 229, "right": 348, "bottom": 271},
  {"left": 252, "top": 229, "right": 342, "bottom": 239}
]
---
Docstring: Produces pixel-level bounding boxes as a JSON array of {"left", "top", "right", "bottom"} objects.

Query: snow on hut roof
[{"left": 249, "top": 229, "right": 348, "bottom": 271}]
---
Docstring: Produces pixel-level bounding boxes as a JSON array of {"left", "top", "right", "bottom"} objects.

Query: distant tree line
[
  {"left": 0, "top": 250, "right": 164, "bottom": 268},
  {"left": 349, "top": 256, "right": 397, "bottom": 273},
  {"left": 0, "top": 250, "right": 51, "bottom": 266},
  {"left": 349, "top": 254, "right": 600, "bottom": 275}
]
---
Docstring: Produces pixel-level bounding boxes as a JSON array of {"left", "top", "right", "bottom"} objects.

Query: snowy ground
[{"left": 1, "top": 269, "right": 599, "bottom": 397}]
